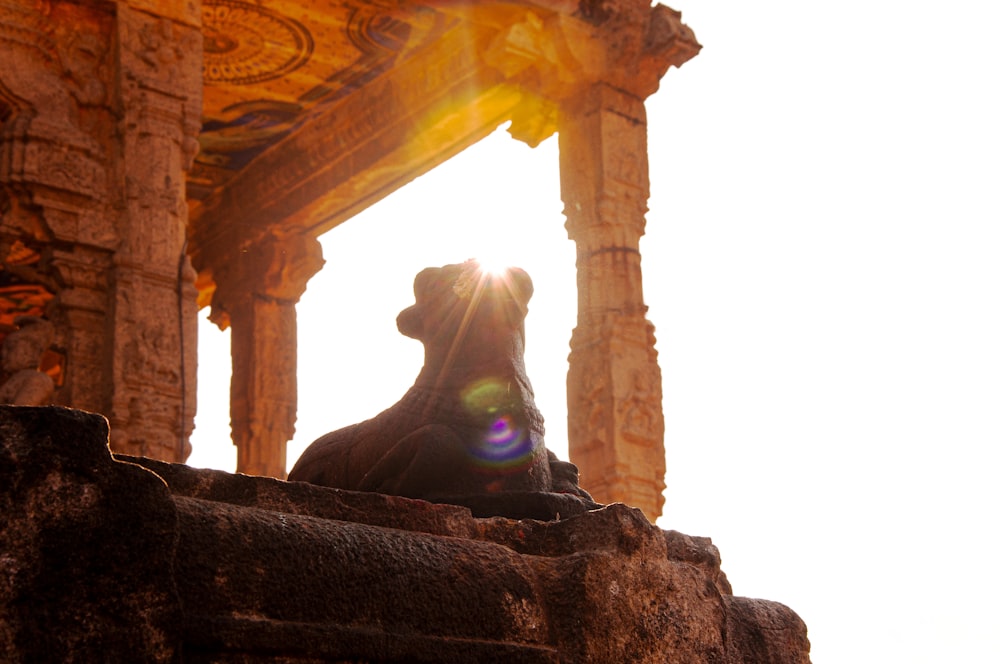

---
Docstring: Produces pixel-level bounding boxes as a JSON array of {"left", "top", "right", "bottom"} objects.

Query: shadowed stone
[
  {"left": 1, "top": 405, "right": 810, "bottom": 662},
  {"left": 0, "top": 406, "right": 181, "bottom": 662}
]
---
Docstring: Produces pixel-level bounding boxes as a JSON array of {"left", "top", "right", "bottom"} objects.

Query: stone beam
[{"left": 189, "top": 25, "right": 523, "bottom": 286}]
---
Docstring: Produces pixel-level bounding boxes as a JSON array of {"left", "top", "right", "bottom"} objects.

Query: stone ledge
[{"left": 1, "top": 406, "right": 810, "bottom": 662}]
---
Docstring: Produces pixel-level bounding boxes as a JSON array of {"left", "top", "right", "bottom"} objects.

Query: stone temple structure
[
  {"left": 0, "top": 0, "right": 702, "bottom": 520},
  {"left": 1, "top": 3, "right": 814, "bottom": 661}
]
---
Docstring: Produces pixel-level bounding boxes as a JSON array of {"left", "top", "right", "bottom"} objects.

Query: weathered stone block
[
  {"left": 1, "top": 406, "right": 810, "bottom": 662},
  {"left": 0, "top": 406, "right": 181, "bottom": 662}
]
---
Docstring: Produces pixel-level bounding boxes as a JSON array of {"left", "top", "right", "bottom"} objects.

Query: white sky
[{"left": 188, "top": 2, "right": 1000, "bottom": 661}]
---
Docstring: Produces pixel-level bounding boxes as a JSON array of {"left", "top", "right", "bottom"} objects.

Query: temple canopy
[{"left": 0, "top": 0, "right": 699, "bottom": 519}]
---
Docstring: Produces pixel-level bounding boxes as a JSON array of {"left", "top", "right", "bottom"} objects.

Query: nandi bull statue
[{"left": 288, "top": 260, "right": 597, "bottom": 519}]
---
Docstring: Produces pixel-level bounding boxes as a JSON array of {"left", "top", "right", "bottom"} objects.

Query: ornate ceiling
[
  {"left": 189, "top": 0, "right": 452, "bottom": 203},
  {"left": 184, "top": 0, "right": 701, "bottom": 299}
]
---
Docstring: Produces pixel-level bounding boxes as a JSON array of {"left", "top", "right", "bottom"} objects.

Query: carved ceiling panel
[{"left": 189, "top": 0, "right": 452, "bottom": 202}]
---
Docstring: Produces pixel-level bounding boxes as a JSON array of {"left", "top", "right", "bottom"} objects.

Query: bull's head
[{"left": 397, "top": 260, "right": 533, "bottom": 367}]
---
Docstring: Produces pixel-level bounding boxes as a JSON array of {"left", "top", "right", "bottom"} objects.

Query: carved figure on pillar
[{"left": 0, "top": 316, "right": 55, "bottom": 405}]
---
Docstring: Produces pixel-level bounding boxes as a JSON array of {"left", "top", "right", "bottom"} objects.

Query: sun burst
[{"left": 473, "top": 256, "right": 511, "bottom": 279}]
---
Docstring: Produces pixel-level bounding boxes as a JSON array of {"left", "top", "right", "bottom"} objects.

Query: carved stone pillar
[
  {"left": 103, "top": 3, "right": 202, "bottom": 462},
  {"left": 561, "top": 83, "right": 666, "bottom": 519},
  {"left": 209, "top": 232, "right": 324, "bottom": 478},
  {"left": 476, "top": 2, "right": 700, "bottom": 519},
  {"left": 0, "top": 0, "right": 202, "bottom": 462},
  {"left": 559, "top": 5, "right": 699, "bottom": 519}
]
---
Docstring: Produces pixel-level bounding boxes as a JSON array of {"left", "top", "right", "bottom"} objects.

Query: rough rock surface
[
  {"left": 1, "top": 406, "right": 810, "bottom": 663},
  {"left": 0, "top": 406, "right": 180, "bottom": 663}
]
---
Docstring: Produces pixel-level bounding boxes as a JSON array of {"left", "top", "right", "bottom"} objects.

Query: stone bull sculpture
[{"left": 288, "top": 260, "right": 596, "bottom": 516}]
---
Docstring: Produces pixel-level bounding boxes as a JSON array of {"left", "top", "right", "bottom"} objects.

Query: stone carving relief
[
  {"left": 0, "top": 315, "right": 55, "bottom": 405},
  {"left": 208, "top": 230, "right": 324, "bottom": 327},
  {"left": 108, "top": 390, "right": 188, "bottom": 461},
  {"left": 47, "top": 246, "right": 109, "bottom": 295},
  {"left": 2, "top": 0, "right": 112, "bottom": 118},
  {"left": 568, "top": 365, "right": 608, "bottom": 453},
  {"left": 124, "top": 321, "right": 181, "bottom": 387},
  {"left": 472, "top": 1, "right": 700, "bottom": 147},
  {"left": 58, "top": 30, "right": 108, "bottom": 112},
  {"left": 122, "top": 125, "right": 189, "bottom": 234},
  {"left": 619, "top": 367, "right": 662, "bottom": 444},
  {"left": 0, "top": 0, "right": 110, "bottom": 201},
  {"left": 118, "top": 10, "right": 201, "bottom": 93},
  {"left": 202, "top": 0, "right": 314, "bottom": 85},
  {"left": 0, "top": 1, "right": 77, "bottom": 134}
]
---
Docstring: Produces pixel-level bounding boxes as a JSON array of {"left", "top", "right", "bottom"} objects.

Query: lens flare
[
  {"left": 461, "top": 378, "right": 506, "bottom": 414},
  {"left": 460, "top": 377, "right": 535, "bottom": 474},
  {"left": 487, "top": 415, "right": 517, "bottom": 444}
]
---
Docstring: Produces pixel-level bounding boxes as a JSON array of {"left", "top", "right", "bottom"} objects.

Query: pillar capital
[
  {"left": 207, "top": 231, "right": 325, "bottom": 330},
  {"left": 559, "top": 83, "right": 651, "bottom": 254},
  {"left": 476, "top": 1, "right": 699, "bottom": 145},
  {"left": 484, "top": 3, "right": 700, "bottom": 98}
]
